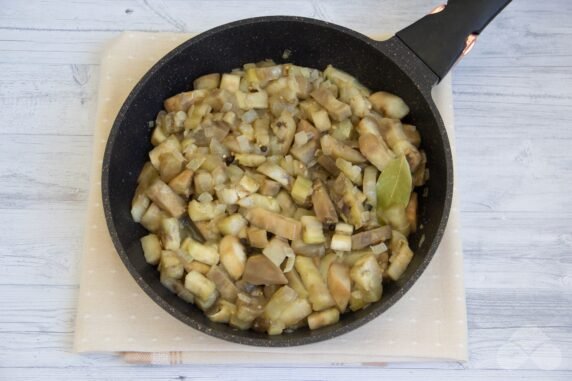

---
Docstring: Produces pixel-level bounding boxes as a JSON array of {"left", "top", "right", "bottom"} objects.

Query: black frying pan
[{"left": 102, "top": 0, "right": 511, "bottom": 346}]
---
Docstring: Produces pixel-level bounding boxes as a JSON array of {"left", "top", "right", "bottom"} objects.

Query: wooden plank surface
[{"left": 1, "top": 0, "right": 571, "bottom": 379}]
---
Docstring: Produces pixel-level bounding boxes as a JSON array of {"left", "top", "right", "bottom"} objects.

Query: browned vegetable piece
[
  {"left": 378, "top": 251, "right": 390, "bottom": 276},
  {"left": 145, "top": 179, "right": 186, "bottom": 218},
  {"left": 261, "top": 285, "right": 279, "bottom": 301},
  {"left": 168, "top": 169, "right": 193, "bottom": 198},
  {"left": 376, "top": 118, "right": 421, "bottom": 172},
  {"left": 257, "top": 162, "right": 293, "bottom": 188},
  {"left": 247, "top": 227, "right": 269, "bottom": 249},
  {"left": 242, "top": 255, "right": 288, "bottom": 285},
  {"left": 194, "top": 219, "right": 222, "bottom": 242},
  {"left": 159, "top": 152, "right": 184, "bottom": 183},
  {"left": 403, "top": 124, "right": 421, "bottom": 147},
  {"left": 138, "top": 161, "right": 159, "bottom": 187},
  {"left": 149, "top": 135, "right": 181, "bottom": 170},
  {"left": 310, "top": 87, "right": 351, "bottom": 121},
  {"left": 186, "top": 260, "right": 211, "bottom": 275},
  {"left": 279, "top": 298, "right": 312, "bottom": 328},
  {"left": 161, "top": 217, "right": 181, "bottom": 250},
  {"left": 386, "top": 231, "right": 414, "bottom": 281},
  {"left": 350, "top": 253, "right": 382, "bottom": 303},
  {"left": 405, "top": 192, "right": 418, "bottom": 233},
  {"left": 253, "top": 65, "right": 284, "bottom": 84},
  {"left": 351, "top": 226, "right": 392, "bottom": 250},
  {"left": 328, "top": 262, "right": 351, "bottom": 311},
  {"left": 307, "top": 307, "right": 340, "bottom": 330},
  {"left": 219, "top": 235, "right": 246, "bottom": 280},
  {"left": 193, "top": 170, "right": 214, "bottom": 195},
  {"left": 245, "top": 207, "right": 302, "bottom": 241},
  {"left": 206, "top": 123, "right": 231, "bottom": 142},
  {"left": 413, "top": 151, "right": 428, "bottom": 187},
  {"left": 207, "top": 300, "right": 236, "bottom": 323},
  {"left": 330, "top": 174, "right": 367, "bottom": 229},
  {"left": 293, "top": 74, "right": 312, "bottom": 99},
  {"left": 291, "top": 239, "right": 325, "bottom": 257},
  {"left": 220, "top": 73, "right": 241, "bottom": 92},
  {"left": 369, "top": 91, "right": 410, "bottom": 119},
  {"left": 270, "top": 111, "right": 296, "bottom": 155},
  {"left": 131, "top": 184, "right": 150, "bottom": 223},
  {"left": 140, "top": 203, "right": 166, "bottom": 232},
  {"left": 207, "top": 265, "right": 239, "bottom": 302},
  {"left": 296, "top": 119, "right": 320, "bottom": 141},
  {"left": 276, "top": 190, "right": 296, "bottom": 217},
  {"left": 356, "top": 116, "right": 381, "bottom": 136},
  {"left": 285, "top": 267, "right": 309, "bottom": 298},
  {"left": 290, "top": 140, "right": 318, "bottom": 165},
  {"left": 295, "top": 256, "right": 336, "bottom": 311},
  {"left": 204, "top": 89, "right": 237, "bottom": 112},
  {"left": 164, "top": 90, "right": 207, "bottom": 112},
  {"left": 261, "top": 285, "right": 298, "bottom": 334},
  {"left": 193, "top": 73, "right": 221, "bottom": 90},
  {"left": 259, "top": 179, "right": 281, "bottom": 197},
  {"left": 291, "top": 176, "right": 313, "bottom": 206},
  {"left": 316, "top": 155, "right": 340, "bottom": 176},
  {"left": 320, "top": 135, "right": 366, "bottom": 163},
  {"left": 161, "top": 251, "right": 185, "bottom": 279},
  {"left": 140, "top": 234, "right": 162, "bottom": 265},
  {"left": 358, "top": 133, "right": 395, "bottom": 172},
  {"left": 312, "top": 179, "right": 339, "bottom": 223},
  {"left": 230, "top": 292, "right": 265, "bottom": 330}
]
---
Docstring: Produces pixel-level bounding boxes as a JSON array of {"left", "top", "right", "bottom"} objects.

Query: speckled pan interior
[{"left": 102, "top": 16, "right": 453, "bottom": 347}]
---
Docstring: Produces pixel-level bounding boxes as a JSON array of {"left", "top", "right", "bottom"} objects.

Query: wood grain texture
[{"left": 1, "top": 0, "right": 571, "bottom": 379}]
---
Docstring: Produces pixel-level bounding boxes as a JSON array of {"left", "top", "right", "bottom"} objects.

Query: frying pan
[{"left": 102, "top": 0, "right": 511, "bottom": 346}]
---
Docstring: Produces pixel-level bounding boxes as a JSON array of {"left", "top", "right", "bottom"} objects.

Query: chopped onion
[
  {"left": 225, "top": 164, "right": 244, "bottom": 183},
  {"left": 187, "top": 156, "right": 206, "bottom": 171},
  {"left": 209, "top": 138, "right": 229, "bottom": 157},
  {"left": 237, "top": 135, "right": 252, "bottom": 152},
  {"left": 241, "top": 109, "right": 258, "bottom": 123},
  {"left": 294, "top": 131, "right": 309, "bottom": 146},
  {"left": 197, "top": 192, "right": 213, "bottom": 203},
  {"left": 221, "top": 102, "right": 233, "bottom": 112},
  {"left": 370, "top": 242, "right": 388, "bottom": 254},
  {"left": 216, "top": 187, "right": 238, "bottom": 205}
]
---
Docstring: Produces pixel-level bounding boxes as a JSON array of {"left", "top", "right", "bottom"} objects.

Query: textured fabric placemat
[{"left": 74, "top": 31, "right": 467, "bottom": 365}]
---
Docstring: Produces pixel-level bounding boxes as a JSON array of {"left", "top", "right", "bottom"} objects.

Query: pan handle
[{"left": 396, "top": 0, "right": 511, "bottom": 82}]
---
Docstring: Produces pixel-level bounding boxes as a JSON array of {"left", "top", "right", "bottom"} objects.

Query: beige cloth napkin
[{"left": 74, "top": 32, "right": 467, "bottom": 365}]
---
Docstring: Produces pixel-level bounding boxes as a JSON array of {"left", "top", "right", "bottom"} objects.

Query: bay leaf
[{"left": 376, "top": 155, "right": 412, "bottom": 212}]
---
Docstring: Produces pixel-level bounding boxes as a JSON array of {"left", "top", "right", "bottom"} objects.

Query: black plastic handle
[{"left": 396, "top": 0, "right": 511, "bottom": 82}]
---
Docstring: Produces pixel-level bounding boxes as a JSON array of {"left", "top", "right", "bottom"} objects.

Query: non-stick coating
[{"left": 102, "top": 16, "right": 453, "bottom": 346}]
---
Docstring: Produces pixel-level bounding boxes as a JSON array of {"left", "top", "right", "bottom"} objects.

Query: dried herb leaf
[{"left": 376, "top": 155, "right": 412, "bottom": 212}]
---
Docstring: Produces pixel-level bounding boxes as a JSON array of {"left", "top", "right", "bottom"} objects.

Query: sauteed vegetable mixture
[{"left": 131, "top": 61, "right": 428, "bottom": 334}]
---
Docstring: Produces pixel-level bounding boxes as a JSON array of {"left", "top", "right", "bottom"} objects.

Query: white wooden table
[{"left": 1, "top": 0, "right": 571, "bottom": 379}]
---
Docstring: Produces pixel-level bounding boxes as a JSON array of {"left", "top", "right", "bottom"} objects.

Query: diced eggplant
[
  {"left": 219, "top": 235, "right": 247, "bottom": 280},
  {"left": 328, "top": 263, "right": 351, "bottom": 311},
  {"left": 244, "top": 207, "right": 302, "bottom": 241},
  {"left": 207, "top": 265, "right": 239, "bottom": 302},
  {"left": 242, "top": 254, "right": 288, "bottom": 285},
  {"left": 351, "top": 226, "right": 392, "bottom": 250},
  {"left": 145, "top": 179, "right": 186, "bottom": 218},
  {"left": 311, "top": 87, "right": 351, "bottom": 121},
  {"left": 320, "top": 135, "right": 366, "bottom": 163},
  {"left": 311, "top": 179, "right": 339, "bottom": 224},
  {"left": 369, "top": 91, "right": 410, "bottom": 119}
]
